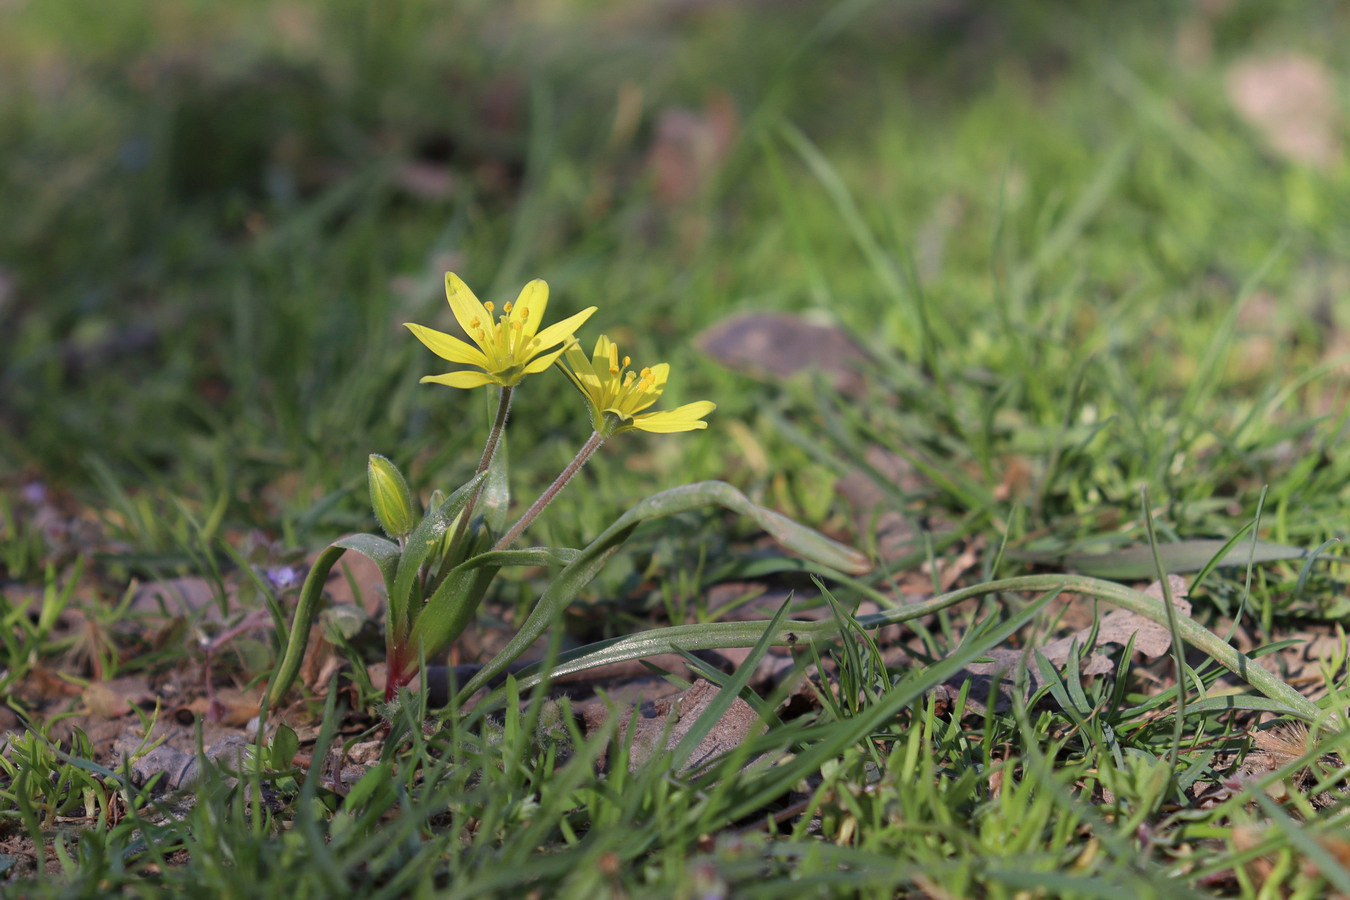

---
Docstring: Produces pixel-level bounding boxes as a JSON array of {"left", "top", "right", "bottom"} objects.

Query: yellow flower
[
  {"left": 559, "top": 335, "right": 715, "bottom": 435},
  {"left": 406, "top": 273, "right": 597, "bottom": 389}
]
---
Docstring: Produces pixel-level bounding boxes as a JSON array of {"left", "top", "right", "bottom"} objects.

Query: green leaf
[
  {"left": 267, "top": 542, "right": 347, "bottom": 708},
  {"left": 388, "top": 473, "right": 485, "bottom": 643},
  {"left": 407, "top": 565, "right": 497, "bottom": 678},
  {"left": 1181, "top": 695, "right": 1310, "bottom": 717},
  {"left": 406, "top": 547, "right": 578, "bottom": 677},
  {"left": 266, "top": 532, "right": 400, "bottom": 709},
  {"left": 1034, "top": 648, "right": 1090, "bottom": 730},
  {"left": 342, "top": 761, "right": 393, "bottom": 811},
  {"left": 332, "top": 533, "right": 399, "bottom": 593},
  {"left": 270, "top": 724, "right": 299, "bottom": 769},
  {"left": 1011, "top": 538, "right": 1308, "bottom": 580}
]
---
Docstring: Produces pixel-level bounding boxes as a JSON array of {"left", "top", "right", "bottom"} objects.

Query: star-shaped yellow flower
[
  {"left": 559, "top": 335, "right": 715, "bottom": 435},
  {"left": 406, "top": 273, "right": 597, "bottom": 389}
]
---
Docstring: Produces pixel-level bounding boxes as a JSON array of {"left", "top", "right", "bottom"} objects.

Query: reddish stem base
[{"left": 385, "top": 644, "right": 417, "bottom": 703}]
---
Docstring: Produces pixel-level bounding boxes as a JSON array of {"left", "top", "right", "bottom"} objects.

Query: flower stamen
[
  {"left": 406, "top": 274, "right": 596, "bottom": 389},
  {"left": 558, "top": 334, "right": 715, "bottom": 436}
]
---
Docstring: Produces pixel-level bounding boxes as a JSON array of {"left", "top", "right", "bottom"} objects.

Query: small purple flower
[
  {"left": 22, "top": 480, "right": 47, "bottom": 505},
  {"left": 266, "top": 566, "right": 300, "bottom": 591}
]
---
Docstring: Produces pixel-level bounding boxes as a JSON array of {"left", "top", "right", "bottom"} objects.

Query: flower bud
[{"left": 368, "top": 454, "right": 416, "bottom": 539}]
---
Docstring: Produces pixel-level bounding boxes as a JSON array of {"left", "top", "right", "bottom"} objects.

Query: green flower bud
[{"left": 368, "top": 454, "right": 416, "bottom": 539}]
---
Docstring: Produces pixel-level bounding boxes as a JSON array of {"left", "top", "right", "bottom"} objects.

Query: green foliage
[
  {"left": 6, "top": 1, "right": 1350, "bottom": 896},
  {"left": 0, "top": 561, "right": 80, "bottom": 695}
]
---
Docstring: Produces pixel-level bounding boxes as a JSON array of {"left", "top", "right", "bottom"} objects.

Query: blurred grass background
[{"left": 2, "top": 0, "right": 1348, "bottom": 572}]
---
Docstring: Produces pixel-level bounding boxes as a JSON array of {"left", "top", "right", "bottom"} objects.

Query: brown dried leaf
[
  {"left": 178, "top": 687, "right": 262, "bottom": 727},
  {"left": 1072, "top": 574, "right": 1190, "bottom": 658}
]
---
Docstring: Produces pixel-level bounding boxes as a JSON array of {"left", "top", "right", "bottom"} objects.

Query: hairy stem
[
  {"left": 493, "top": 429, "right": 605, "bottom": 551},
  {"left": 448, "top": 385, "right": 513, "bottom": 556}
]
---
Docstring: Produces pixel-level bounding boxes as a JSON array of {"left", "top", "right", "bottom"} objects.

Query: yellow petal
[
  {"left": 511, "top": 279, "right": 549, "bottom": 339},
  {"left": 405, "top": 323, "right": 490, "bottom": 368},
  {"left": 559, "top": 341, "right": 603, "bottom": 403},
  {"left": 420, "top": 370, "right": 499, "bottom": 389},
  {"left": 592, "top": 335, "right": 614, "bottom": 374},
  {"left": 631, "top": 401, "right": 716, "bottom": 433},
  {"left": 563, "top": 340, "right": 598, "bottom": 381},
  {"left": 521, "top": 344, "right": 568, "bottom": 375},
  {"left": 531, "top": 306, "right": 597, "bottom": 354},
  {"left": 444, "top": 273, "right": 492, "bottom": 350}
]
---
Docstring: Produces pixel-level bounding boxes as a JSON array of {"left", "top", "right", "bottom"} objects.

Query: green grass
[{"left": 5, "top": 0, "right": 1350, "bottom": 896}]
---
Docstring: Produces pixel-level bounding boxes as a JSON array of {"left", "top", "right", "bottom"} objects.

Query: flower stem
[
  {"left": 478, "top": 385, "right": 514, "bottom": 475},
  {"left": 494, "top": 430, "right": 605, "bottom": 550},
  {"left": 449, "top": 385, "right": 513, "bottom": 557}
]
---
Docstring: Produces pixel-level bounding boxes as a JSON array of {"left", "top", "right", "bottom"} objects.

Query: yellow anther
[
  {"left": 484, "top": 301, "right": 494, "bottom": 313},
  {"left": 502, "top": 301, "right": 513, "bottom": 314},
  {"left": 623, "top": 356, "right": 631, "bottom": 368},
  {"left": 640, "top": 367, "right": 651, "bottom": 378},
  {"left": 519, "top": 307, "right": 529, "bottom": 319},
  {"left": 512, "top": 321, "right": 522, "bottom": 332}
]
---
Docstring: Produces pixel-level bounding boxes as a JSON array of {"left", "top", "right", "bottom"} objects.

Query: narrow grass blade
[
  {"left": 1252, "top": 791, "right": 1350, "bottom": 896},
  {"left": 455, "top": 480, "right": 869, "bottom": 703},
  {"left": 1141, "top": 487, "right": 1187, "bottom": 770},
  {"left": 507, "top": 572, "right": 1325, "bottom": 726},
  {"left": 1035, "top": 647, "right": 1090, "bottom": 731},
  {"left": 717, "top": 588, "right": 1060, "bottom": 824},
  {"left": 669, "top": 594, "right": 793, "bottom": 772}
]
